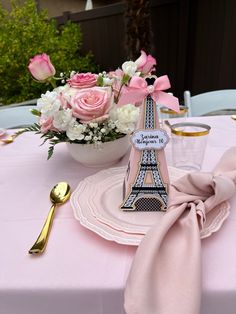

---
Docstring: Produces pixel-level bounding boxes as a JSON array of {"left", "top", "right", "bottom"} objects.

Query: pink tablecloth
[{"left": 0, "top": 115, "right": 236, "bottom": 314}]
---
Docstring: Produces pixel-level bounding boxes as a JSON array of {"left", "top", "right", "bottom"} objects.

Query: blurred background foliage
[{"left": 0, "top": 0, "right": 98, "bottom": 105}]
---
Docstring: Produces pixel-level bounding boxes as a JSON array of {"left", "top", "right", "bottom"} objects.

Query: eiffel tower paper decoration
[
  {"left": 120, "top": 76, "right": 179, "bottom": 212},
  {"left": 120, "top": 75, "right": 179, "bottom": 211}
]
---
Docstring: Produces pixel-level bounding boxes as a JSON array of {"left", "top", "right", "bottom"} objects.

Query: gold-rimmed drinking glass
[
  {"left": 171, "top": 122, "right": 211, "bottom": 171},
  {"left": 160, "top": 106, "right": 189, "bottom": 120}
]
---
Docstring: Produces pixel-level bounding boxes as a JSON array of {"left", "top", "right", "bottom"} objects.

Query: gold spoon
[
  {"left": 0, "top": 135, "right": 17, "bottom": 144},
  {"left": 0, "top": 129, "right": 25, "bottom": 144},
  {"left": 28, "top": 182, "right": 71, "bottom": 255},
  {"left": 231, "top": 115, "right": 236, "bottom": 121}
]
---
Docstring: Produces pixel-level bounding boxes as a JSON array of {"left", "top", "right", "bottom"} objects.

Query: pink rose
[
  {"left": 109, "top": 69, "right": 124, "bottom": 97},
  {"left": 68, "top": 73, "right": 98, "bottom": 88},
  {"left": 39, "top": 116, "right": 54, "bottom": 133},
  {"left": 28, "top": 53, "right": 56, "bottom": 81},
  {"left": 71, "top": 87, "right": 112, "bottom": 123},
  {"left": 135, "top": 50, "right": 157, "bottom": 74}
]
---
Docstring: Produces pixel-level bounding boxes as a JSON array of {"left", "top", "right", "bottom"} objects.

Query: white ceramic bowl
[{"left": 66, "top": 135, "right": 131, "bottom": 167}]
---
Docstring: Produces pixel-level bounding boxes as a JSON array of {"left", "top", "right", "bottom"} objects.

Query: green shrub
[{"left": 0, "top": 0, "right": 98, "bottom": 105}]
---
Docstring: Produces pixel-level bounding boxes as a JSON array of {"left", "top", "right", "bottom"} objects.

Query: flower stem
[
  {"left": 116, "top": 83, "right": 124, "bottom": 104},
  {"left": 49, "top": 78, "right": 57, "bottom": 89}
]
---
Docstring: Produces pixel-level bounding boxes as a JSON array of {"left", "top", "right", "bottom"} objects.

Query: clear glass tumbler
[
  {"left": 171, "top": 122, "right": 211, "bottom": 171},
  {"left": 160, "top": 106, "right": 189, "bottom": 120}
]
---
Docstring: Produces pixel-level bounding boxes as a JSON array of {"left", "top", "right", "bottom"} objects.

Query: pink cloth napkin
[{"left": 124, "top": 147, "right": 236, "bottom": 314}]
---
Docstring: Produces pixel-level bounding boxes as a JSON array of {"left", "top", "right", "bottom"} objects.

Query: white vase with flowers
[{"left": 26, "top": 51, "right": 157, "bottom": 166}]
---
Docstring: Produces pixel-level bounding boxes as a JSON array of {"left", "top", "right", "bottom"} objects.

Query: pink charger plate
[{"left": 70, "top": 166, "right": 230, "bottom": 245}]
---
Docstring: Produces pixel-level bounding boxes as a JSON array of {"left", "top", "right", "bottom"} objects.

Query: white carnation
[
  {"left": 53, "top": 109, "right": 73, "bottom": 131},
  {"left": 122, "top": 61, "right": 137, "bottom": 77},
  {"left": 66, "top": 119, "right": 87, "bottom": 141},
  {"left": 55, "top": 84, "right": 70, "bottom": 93},
  {"left": 58, "top": 86, "right": 78, "bottom": 102},
  {"left": 109, "top": 104, "right": 139, "bottom": 134},
  {"left": 37, "top": 91, "right": 61, "bottom": 117}
]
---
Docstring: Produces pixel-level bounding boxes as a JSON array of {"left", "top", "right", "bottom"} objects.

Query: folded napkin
[{"left": 124, "top": 147, "right": 236, "bottom": 314}]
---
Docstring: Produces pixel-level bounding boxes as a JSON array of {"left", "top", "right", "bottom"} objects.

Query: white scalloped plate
[{"left": 70, "top": 166, "right": 230, "bottom": 245}]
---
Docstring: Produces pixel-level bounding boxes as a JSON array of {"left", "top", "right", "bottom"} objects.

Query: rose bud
[{"left": 28, "top": 53, "right": 56, "bottom": 81}]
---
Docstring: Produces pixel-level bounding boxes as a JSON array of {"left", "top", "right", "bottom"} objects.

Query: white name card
[{"left": 131, "top": 129, "right": 169, "bottom": 150}]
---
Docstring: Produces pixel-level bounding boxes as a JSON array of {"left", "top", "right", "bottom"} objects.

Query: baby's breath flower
[
  {"left": 103, "top": 77, "right": 114, "bottom": 86},
  {"left": 89, "top": 122, "right": 98, "bottom": 128},
  {"left": 85, "top": 135, "right": 92, "bottom": 141},
  {"left": 107, "top": 121, "right": 116, "bottom": 129},
  {"left": 70, "top": 70, "right": 76, "bottom": 78}
]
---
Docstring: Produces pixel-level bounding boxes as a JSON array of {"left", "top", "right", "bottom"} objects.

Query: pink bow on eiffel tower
[{"left": 117, "top": 75, "right": 180, "bottom": 113}]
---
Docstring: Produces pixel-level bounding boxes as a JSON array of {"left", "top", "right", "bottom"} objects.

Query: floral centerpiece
[{"left": 27, "top": 51, "right": 157, "bottom": 159}]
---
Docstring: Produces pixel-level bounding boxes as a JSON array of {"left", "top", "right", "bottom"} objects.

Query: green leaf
[
  {"left": 97, "top": 75, "right": 104, "bottom": 86},
  {"left": 23, "top": 123, "right": 41, "bottom": 132},
  {"left": 122, "top": 74, "right": 130, "bottom": 84},
  {"left": 30, "top": 108, "right": 41, "bottom": 116},
  {"left": 47, "top": 145, "right": 54, "bottom": 160}
]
